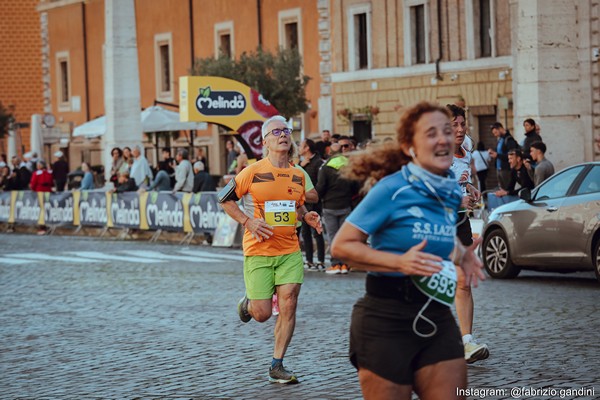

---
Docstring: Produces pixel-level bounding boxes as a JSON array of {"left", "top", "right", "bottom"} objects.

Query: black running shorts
[
  {"left": 456, "top": 212, "right": 473, "bottom": 246},
  {"left": 349, "top": 277, "right": 464, "bottom": 385}
]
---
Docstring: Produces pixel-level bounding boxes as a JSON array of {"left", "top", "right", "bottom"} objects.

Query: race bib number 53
[
  {"left": 412, "top": 260, "right": 457, "bottom": 306},
  {"left": 264, "top": 200, "right": 296, "bottom": 226}
]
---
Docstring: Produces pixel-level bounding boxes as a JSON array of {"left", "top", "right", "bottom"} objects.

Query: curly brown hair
[{"left": 342, "top": 102, "right": 450, "bottom": 190}]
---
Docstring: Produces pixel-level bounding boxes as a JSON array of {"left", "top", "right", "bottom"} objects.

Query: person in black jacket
[
  {"left": 299, "top": 139, "right": 326, "bottom": 270},
  {"left": 494, "top": 149, "right": 534, "bottom": 198},
  {"left": 52, "top": 151, "right": 69, "bottom": 192},
  {"left": 316, "top": 139, "right": 360, "bottom": 275},
  {"left": 488, "top": 122, "right": 519, "bottom": 191},
  {"left": 521, "top": 118, "right": 543, "bottom": 162},
  {"left": 192, "top": 161, "right": 216, "bottom": 192}
]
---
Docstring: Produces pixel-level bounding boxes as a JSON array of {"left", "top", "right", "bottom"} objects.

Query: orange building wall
[
  {"left": 47, "top": 3, "right": 87, "bottom": 127},
  {"left": 0, "top": 0, "right": 44, "bottom": 154},
  {"left": 84, "top": 0, "right": 106, "bottom": 121},
  {"left": 135, "top": 0, "right": 194, "bottom": 109}
]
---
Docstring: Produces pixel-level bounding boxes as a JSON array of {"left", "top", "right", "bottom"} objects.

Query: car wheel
[
  {"left": 594, "top": 239, "right": 600, "bottom": 284},
  {"left": 482, "top": 229, "right": 521, "bottom": 279}
]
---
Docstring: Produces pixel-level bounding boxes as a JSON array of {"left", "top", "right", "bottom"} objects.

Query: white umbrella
[
  {"left": 72, "top": 105, "right": 206, "bottom": 138},
  {"left": 72, "top": 115, "right": 107, "bottom": 138}
]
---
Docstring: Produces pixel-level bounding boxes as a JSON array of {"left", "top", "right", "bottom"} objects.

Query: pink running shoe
[{"left": 272, "top": 293, "right": 280, "bottom": 316}]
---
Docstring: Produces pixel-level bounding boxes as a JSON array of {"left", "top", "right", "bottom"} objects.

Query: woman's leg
[
  {"left": 358, "top": 368, "right": 413, "bottom": 400},
  {"left": 413, "top": 358, "right": 467, "bottom": 400}
]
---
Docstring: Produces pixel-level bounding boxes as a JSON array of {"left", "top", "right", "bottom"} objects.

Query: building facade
[{"left": 3, "top": 0, "right": 597, "bottom": 176}]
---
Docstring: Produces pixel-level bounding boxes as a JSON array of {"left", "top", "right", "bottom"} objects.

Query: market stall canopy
[{"left": 72, "top": 106, "right": 208, "bottom": 138}]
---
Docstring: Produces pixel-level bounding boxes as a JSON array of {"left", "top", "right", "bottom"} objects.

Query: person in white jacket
[
  {"left": 130, "top": 145, "right": 153, "bottom": 187},
  {"left": 173, "top": 148, "right": 194, "bottom": 193}
]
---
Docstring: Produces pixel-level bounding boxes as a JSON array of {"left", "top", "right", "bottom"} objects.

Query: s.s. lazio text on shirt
[{"left": 412, "top": 222, "right": 455, "bottom": 242}]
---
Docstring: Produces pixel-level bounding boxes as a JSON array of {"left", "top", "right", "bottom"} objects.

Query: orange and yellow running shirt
[{"left": 234, "top": 158, "right": 305, "bottom": 256}]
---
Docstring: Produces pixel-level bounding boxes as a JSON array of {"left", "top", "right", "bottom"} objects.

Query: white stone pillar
[
  {"left": 103, "top": 0, "right": 142, "bottom": 180},
  {"left": 512, "top": 0, "right": 594, "bottom": 169},
  {"left": 317, "top": 0, "right": 333, "bottom": 134}
]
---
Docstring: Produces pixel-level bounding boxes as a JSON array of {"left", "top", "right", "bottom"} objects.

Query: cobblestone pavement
[{"left": 1, "top": 233, "right": 599, "bottom": 399}]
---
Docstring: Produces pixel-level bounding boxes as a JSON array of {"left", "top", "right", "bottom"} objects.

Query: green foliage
[
  {"left": 0, "top": 101, "right": 14, "bottom": 139},
  {"left": 189, "top": 47, "right": 311, "bottom": 119}
]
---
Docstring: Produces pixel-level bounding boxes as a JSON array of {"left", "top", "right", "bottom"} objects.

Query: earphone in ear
[{"left": 409, "top": 147, "right": 416, "bottom": 159}]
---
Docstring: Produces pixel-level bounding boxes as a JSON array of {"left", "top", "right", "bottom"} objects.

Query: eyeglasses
[
  {"left": 341, "top": 144, "right": 351, "bottom": 149},
  {"left": 268, "top": 128, "right": 292, "bottom": 137}
]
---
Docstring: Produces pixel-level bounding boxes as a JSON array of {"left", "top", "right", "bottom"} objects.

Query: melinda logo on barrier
[
  {"left": 110, "top": 193, "right": 140, "bottom": 228},
  {"left": 146, "top": 192, "right": 184, "bottom": 231},
  {"left": 14, "top": 191, "right": 42, "bottom": 225},
  {"left": 195, "top": 86, "right": 246, "bottom": 116},
  {"left": 189, "top": 193, "right": 226, "bottom": 233},
  {"left": 79, "top": 192, "right": 108, "bottom": 226},
  {"left": 42, "top": 192, "right": 74, "bottom": 226}
]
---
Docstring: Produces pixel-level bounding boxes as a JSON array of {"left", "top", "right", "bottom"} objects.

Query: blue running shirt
[{"left": 346, "top": 163, "right": 462, "bottom": 277}]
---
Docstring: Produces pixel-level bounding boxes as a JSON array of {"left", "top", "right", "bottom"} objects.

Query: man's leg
[
  {"left": 273, "top": 283, "right": 301, "bottom": 359},
  {"left": 455, "top": 217, "right": 488, "bottom": 364}
]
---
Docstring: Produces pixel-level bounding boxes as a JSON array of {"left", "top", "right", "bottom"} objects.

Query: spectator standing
[
  {"left": 192, "top": 161, "right": 215, "bottom": 192},
  {"left": 173, "top": 148, "right": 194, "bottom": 193},
  {"left": 0, "top": 162, "right": 9, "bottom": 190},
  {"left": 30, "top": 160, "right": 53, "bottom": 235},
  {"left": 80, "top": 162, "right": 95, "bottom": 190},
  {"left": 52, "top": 151, "right": 69, "bottom": 192},
  {"left": 130, "top": 145, "right": 153, "bottom": 187},
  {"left": 110, "top": 147, "right": 124, "bottom": 185},
  {"left": 30, "top": 160, "right": 54, "bottom": 192},
  {"left": 525, "top": 141, "right": 554, "bottom": 186},
  {"left": 119, "top": 146, "right": 133, "bottom": 175},
  {"left": 299, "top": 138, "right": 326, "bottom": 270},
  {"left": 315, "top": 129, "right": 332, "bottom": 160},
  {"left": 521, "top": 118, "right": 542, "bottom": 162},
  {"left": 472, "top": 141, "right": 491, "bottom": 192},
  {"left": 316, "top": 136, "right": 360, "bottom": 275},
  {"left": 194, "top": 148, "right": 209, "bottom": 173},
  {"left": 225, "top": 139, "right": 239, "bottom": 174},
  {"left": 488, "top": 122, "right": 519, "bottom": 191}
]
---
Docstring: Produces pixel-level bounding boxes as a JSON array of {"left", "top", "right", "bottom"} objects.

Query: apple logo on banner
[{"left": 195, "top": 86, "right": 246, "bottom": 116}]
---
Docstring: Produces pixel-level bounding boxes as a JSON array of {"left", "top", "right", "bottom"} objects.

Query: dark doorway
[{"left": 352, "top": 120, "right": 372, "bottom": 145}]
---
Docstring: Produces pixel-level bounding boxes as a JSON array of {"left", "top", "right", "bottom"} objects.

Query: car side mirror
[{"left": 518, "top": 188, "right": 532, "bottom": 202}]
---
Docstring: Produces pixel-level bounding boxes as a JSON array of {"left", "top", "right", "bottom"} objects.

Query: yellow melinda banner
[{"left": 179, "top": 76, "right": 278, "bottom": 132}]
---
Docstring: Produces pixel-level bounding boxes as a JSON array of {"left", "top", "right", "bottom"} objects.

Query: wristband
[{"left": 242, "top": 216, "right": 250, "bottom": 227}]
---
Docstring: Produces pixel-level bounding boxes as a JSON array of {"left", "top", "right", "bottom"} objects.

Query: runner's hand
[
  {"left": 399, "top": 239, "right": 443, "bottom": 276},
  {"left": 245, "top": 218, "right": 273, "bottom": 242},
  {"left": 304, "top": 211, "right": 323, "bottom": 234},
  {"left": 459, "top": 237, "right": 486, "bottom": 287}
]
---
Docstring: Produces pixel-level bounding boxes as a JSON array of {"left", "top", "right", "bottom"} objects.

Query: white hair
[
  {"left": 261, "top": 115, "right": 289, "bottom": 139},
  {"left": 193, "top": 161, "right": 204, "bottom": 171}
]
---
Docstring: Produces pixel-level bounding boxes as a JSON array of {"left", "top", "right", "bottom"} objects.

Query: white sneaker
[{"left": 464, "top": 339, "right": 489, "bottom": 364}]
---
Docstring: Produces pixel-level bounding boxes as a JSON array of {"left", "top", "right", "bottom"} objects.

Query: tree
[
  {"left": 0, "top": 101, "right": 14, "bottom": 139},
  {"left": 189, "top": 47, "right": 311, "bottom": 119}
]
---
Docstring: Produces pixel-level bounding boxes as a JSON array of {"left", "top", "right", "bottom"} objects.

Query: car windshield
[{"left": 534, "top": 166, "right": 584, "bottom": 201}]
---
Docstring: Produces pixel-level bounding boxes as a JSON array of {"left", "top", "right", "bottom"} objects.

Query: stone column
[
  {"left": 103, "top": 0, "right": 142, "bottom": 180},
  {"left": 512, "top": 0, "right": 594, "bottom": 169},
  {"left": 317, "top": 0, "right": 333, "bottom": 134}
]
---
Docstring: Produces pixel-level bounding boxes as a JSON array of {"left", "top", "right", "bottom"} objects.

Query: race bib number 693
[{"left": 411, "top": 260, "right": 457, "bottom": 306}]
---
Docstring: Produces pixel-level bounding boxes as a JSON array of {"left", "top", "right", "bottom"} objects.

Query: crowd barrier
[{"left": 0, "top": 190, "right": 242, "bottom": 246}]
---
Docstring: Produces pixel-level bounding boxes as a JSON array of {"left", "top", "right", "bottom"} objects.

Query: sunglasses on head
[{"left": 268, "top": 128, "right": 292, "bottom": 137}]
